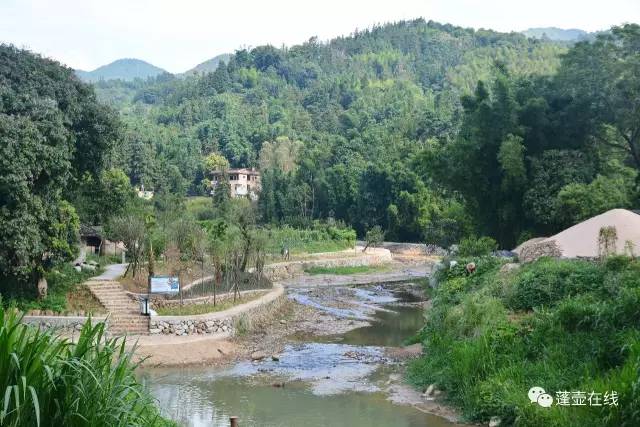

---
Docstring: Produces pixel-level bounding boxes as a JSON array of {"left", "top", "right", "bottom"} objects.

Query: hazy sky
[{"left": 1, "top": 0, "right": 638, "bottom": 73}]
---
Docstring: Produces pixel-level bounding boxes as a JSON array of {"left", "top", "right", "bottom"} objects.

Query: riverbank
[
  {"left": 136, "top": 259, "right": 463, "bottom": 426},
  {"left": 408, "top": 255, "right": 640, "bottom": 427}
]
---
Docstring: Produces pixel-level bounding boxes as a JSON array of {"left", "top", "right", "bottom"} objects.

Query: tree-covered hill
[
  {"left": 76, "top": 58, "right": 168, "bottom": 82},
  {"left": 93, "top": 19, "right": 639, "bottom": 246},
  {"left": 181, "top": 53, "right": 232, "bottom": 77},
  {"left": 522, "top": 27, "right": 593, "bottom": 42}
]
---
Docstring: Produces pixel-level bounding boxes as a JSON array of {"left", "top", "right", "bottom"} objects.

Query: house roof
[
  {"left": 79, "top": 224, "right": 104, "bottom": 238},
  {"left": 212, "top": 168, "right": 260, "bottom": 176}
]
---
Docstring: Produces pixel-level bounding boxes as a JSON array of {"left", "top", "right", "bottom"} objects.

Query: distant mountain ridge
[
  {"left": 75, "top": 58, "right": 167, "bottom": 82},
  {"left": 181, "top": 53, "right": 232, "bottom": 77},
  {"left": 522, "top": 27, "right": 594, "bottom": 42}
]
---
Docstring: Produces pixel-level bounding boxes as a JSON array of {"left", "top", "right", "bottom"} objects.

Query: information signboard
[{"left": 150, "top": 276, "right": 179, "bottom": 294}]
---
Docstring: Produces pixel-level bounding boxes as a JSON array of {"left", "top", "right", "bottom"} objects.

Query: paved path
[{"left": 92, "top": 263, "right": 127, "bottom": 281}]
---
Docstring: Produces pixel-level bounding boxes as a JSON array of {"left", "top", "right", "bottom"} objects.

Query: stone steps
[{"left": 87, "top": 280, "right": 148, "bottom": 336}]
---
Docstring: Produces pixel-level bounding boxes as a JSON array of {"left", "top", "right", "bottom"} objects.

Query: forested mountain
[
  {"left": 522, "top": 27, "right": 592, "bottom": 42},
  {"left": 91, "top": 19, "right": 639, "bottom": 247},
  {"left": 181, "top": 53, "right": 232, "bottom": 77},
  {"left": 76, "top": 58, "right": 168, "bottom": 82}
]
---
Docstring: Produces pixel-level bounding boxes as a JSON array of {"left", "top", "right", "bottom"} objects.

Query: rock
[
  {"left": 500, "top": 263, "right": 521, "bottom": 274},
  {"left": 74, "top": 266, "right": 82, "bottom": 273},
  {"left": 423, "top": 384, "right": 437, "bottom": 397},
  {"left": 149, "top": 328, "right": 161, "bottom": 334},
  {"left": 493, "top": 250, "right": 517, "bottom": 258},
  {"left": 489, "top": 416, "right": 501, "bottom": 427},
  {"left": 271, "top": 354, "right": 280, "bottom": 361},
  {"left": 251, "top": 351, "right": 267, "bottom": 361},
  {"left": 279, "top": 319, "right": 287, "bottom": 325}
]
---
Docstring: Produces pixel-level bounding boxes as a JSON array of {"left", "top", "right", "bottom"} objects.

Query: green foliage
[
  {"left": 1, "top": 263, "right": 102, "bottom": 313},
  {"left": 458, "top": 236, "right": 498, "bottom": 257},
  {"left": 364, "top": 225, "right": 385, "bottom": 250},
  {"left": 0, "top": 307, "right": 173, "bottom": 426},
  {"left": 259, "top": 223, "right": 355, "bottom": 256},
  {"left": 93, "top": 20, "right": 567, "bottom": 243},
  {"left": 0, "top": 44, "right": 120, "bottom": 290},
  {"left": 556, "top": 174, "right": 635, "bottom": 225},
  {"left": 408, "top": 256, "right": 640, "bottom": 426},
  {"left": 507, "top": 258, "right": 605, "bottom": 310}
]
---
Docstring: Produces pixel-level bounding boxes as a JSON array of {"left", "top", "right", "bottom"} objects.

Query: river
[{"left": 141, "top": 283, "right": 456, "bottom": 427}]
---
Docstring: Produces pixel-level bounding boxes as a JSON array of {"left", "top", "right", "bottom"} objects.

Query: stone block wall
[
  {"left": 149, "top": 317, "right": 232, "bottom": 335},
  {"left": 22, "top": 316, "right": 107, "bottom": 334},
  {"left": 519, "top": 239, "right": 562, "bottom": 263}
]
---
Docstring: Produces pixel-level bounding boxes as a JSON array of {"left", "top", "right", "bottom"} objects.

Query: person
[{"left": 281, "top": 245, "right": 290, "bottom": 261}]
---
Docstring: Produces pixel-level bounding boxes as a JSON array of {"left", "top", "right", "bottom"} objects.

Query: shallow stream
[{"left": 142, "top": 284, "right": 454, "bottom": 426}]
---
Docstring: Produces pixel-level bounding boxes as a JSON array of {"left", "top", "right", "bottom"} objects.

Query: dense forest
[
  {"left": 1, "top": 19, "right": 639, "bottom": 293},
  {"left": 90, "top": 19, "right": 638, "bottom": 248}
]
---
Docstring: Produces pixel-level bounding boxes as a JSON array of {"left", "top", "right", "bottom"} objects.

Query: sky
[{"left": 1, "top": 0, "right": 638, "bottom": 73}]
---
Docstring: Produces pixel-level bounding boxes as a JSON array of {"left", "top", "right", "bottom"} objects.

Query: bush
[
  {"left": 458, "top": 236, "right": 498, "bottom": 257},
  {"left": 507, "top": 258, "right": 605, "bottom": 310},
  {"left": 1, "top": 263, "right": 102, "bottom": 313}
]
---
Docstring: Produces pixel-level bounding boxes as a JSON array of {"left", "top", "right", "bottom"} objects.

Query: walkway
[
  {"left": 92, "top": 263, "right": 128, "bottom": 281},
  {"left": 86, "top": 264, "right": 149, "bottom": 335}
]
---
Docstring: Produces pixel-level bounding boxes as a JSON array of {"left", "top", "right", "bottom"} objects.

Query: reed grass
[{"left": 0, "top": 308, "right": 174, "bottom": 427}]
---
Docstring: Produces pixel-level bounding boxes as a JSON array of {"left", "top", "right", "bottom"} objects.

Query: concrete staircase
[{"left": 86, "top": 280, "right": 149, "bottom": 335}]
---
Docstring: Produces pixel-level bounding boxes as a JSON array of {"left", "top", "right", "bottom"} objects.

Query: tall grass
[
  {"left": 408, "top": 256, "right": 640, "bottom": 426},
  {"left": 0, "top": 308, "right": 173, "bottom": 427}
]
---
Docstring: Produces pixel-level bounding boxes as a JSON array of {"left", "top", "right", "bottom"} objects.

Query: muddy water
[{"left": 143, "top": 284, "right": 454, "bottom": 427}]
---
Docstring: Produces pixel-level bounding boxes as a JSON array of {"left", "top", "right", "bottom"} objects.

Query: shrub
[
  {"left": 507, "top": 258, "right": 605, "bottom": 310},
  {"left": 458, "top": 236, "right": 498, "bottom": 257}
]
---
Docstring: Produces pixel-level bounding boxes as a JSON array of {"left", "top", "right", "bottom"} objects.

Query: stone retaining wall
[
  {"left": 149, "top": 317, "right": 232, "bottom": 335},
  {"left": 264, "top": 247, "right": 392, "bottom": 282},
  {"left": 519, "top": 239, "right": 562, "bottom": 263},
  {"left": 148, "top": 283, "right": 285, "bottom": 336},
  {"left": 22, "top": 315, "right": 107, "bottom": 333},
  {"left": 127, "top": 289, "right": 269, "bottom": 310}
]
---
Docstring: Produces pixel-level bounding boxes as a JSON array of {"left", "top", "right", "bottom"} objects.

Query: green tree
[{"left": 558, "top": 24, "right": 640, "bottom": 173}]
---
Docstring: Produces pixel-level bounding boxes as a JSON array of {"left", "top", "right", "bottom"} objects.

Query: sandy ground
[
  {"left": 545, "top": 208, "right": 640, "bottom": 257},
  {"left": 130, "top": 333, "right": 240, "bottom": 367}
]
